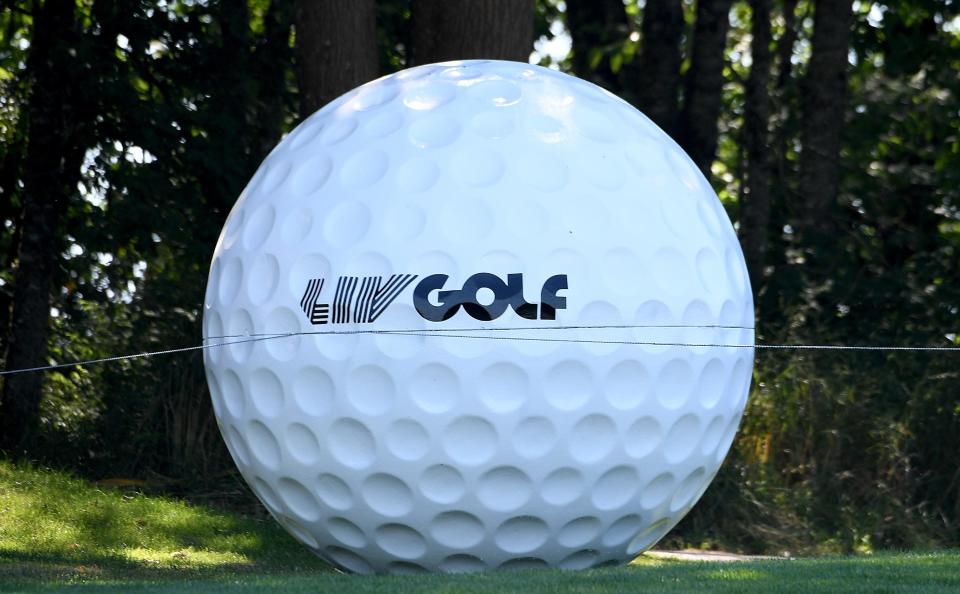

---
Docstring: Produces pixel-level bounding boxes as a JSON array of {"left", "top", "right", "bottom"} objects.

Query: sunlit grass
[
  {"left": 0, "top": 460, "right": 327, "bottom": 582},
  {"left": 1, "top": 461, "right": 958, "bottom": 592}
]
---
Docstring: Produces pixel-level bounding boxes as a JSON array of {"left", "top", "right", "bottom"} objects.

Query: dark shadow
[{"left": 2, "top": 550, "right": 958, "bottom": 593}]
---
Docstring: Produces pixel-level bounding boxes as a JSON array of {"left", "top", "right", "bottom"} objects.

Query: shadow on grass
[
  {"left": 0, "top": 544, "right": 335, "bottom": 589},
  {"left": 2, "top": 551, "right": 958, "bottom": 593},
  {"left": 3, "top": 463, "right": 958, "bottom": 592},
  {"left": 0, "top": 460, "right": 331, "bottom": 586}
]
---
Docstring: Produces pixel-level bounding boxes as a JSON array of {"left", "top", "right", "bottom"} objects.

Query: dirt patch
[{"left": 646, "top": 549, "right": 784, "bottom": 562}]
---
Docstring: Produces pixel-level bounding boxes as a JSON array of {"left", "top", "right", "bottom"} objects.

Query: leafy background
[{"left": 0, "top": 0, "right": 958, "bottom": 554}]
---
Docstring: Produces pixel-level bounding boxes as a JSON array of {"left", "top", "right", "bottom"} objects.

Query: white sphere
[{"left": 203, "top": 60, "right": 754, "bottom": 574}]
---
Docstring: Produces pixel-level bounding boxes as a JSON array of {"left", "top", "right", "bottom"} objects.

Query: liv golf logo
[
  {"left": 300, "top": 273, "right": 568, "bottom": 324},
  {"left": 299, "top": 275, "right": 418, "bottom": 325}
]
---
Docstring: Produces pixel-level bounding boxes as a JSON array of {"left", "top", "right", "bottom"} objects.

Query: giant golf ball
[{"left": 203, "top": 60, "right": 754, "bottom": 573}]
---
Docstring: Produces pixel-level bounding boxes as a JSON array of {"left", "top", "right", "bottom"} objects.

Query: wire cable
[
  {"left": 1, "top": 325, "right": 957, "bottom": 377},
  {"left": 0, "top": 335, "right": 277, "bottom": 377}
]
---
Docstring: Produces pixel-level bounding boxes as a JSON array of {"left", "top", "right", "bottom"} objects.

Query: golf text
[{"left": 300, "top": 273, "right": 568, "bottom": 324}]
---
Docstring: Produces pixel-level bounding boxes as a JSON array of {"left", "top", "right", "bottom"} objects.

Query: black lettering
[
  {"left": 539, "top": 274, "right": 568, "bottom": 320},
  {"left": 459, "top": 273, "right": 508, "bottom": 321},
  {"left": 506, "top": 273, "right": 538, "bottom": 320},
  {"left": 413, "top": 274, "right": 460, "bottom": 322},
  {"left": 413, "top": 272, "right": 569, "bottom": 322}
]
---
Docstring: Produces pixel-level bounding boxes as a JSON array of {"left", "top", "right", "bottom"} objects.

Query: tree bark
[
  {"left": 565, "top": 0, "right": 630, "bottom": 92},
  {"left": 775, "top": 0, "right": 800, "bottom": 90},
  {"left": 627, "top": 0, "right": 683, "bottom": 136},
  {"left": 797, "top": 0, "right": 853, "bottom": 239},
  {"left": 740, "top": 0, "right": 773, "bottom": 287},
  {"left": 253, "top": 0, "right": 296, "bottom": 159},
  {"left": 410, "top": 0, "right": 534, "bottom": 66},
  {"left": 772, "top": 0, "right": 800, "bottom": 191},
  {"left": 218, "top": 0, "right": 252, "bottom": 163},
  {"left": 1, "top": 0, "right": 86, "bottom": 455},
  {"left": 676, "top": 0, "right": 734, "bottom": 176},
  {"left": 294, "top": 0, "right": 379, "bottom": 117},
  {"left": 0, "top": 135, "right": 24, "bottom": 359}
]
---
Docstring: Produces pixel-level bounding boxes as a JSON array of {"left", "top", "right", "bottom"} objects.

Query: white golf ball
[{"left": 203, "top": 60, "right": 754, "bottom": 574}]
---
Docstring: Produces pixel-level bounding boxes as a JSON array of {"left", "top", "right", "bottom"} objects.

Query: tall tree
[
  {"left": 294, "top": 0, "right": 379, "bottom": 116},
  {"left": 97, "top": 0, "right": 297, "bottom": 477},
  {"left": 676, "top": 0, "right": 734, "bottom": 176},
  {"left": 0, "top": 95, "right": 25, "bottom": 360},
  {"left": 410, "top": 0, "right": 534, "bottom": 65},
  {"left": 796, "top": 0, "right": 854, "bottom": 240},
  {"left": 775, "top": 0, "right": 800, "bottom": 90},
  {"left": 207, "top": 0, "right": 254, "bottom": 208},
  {"left": 0, "top": 0, "right": 93, "bottom": 454},
  {"left": 772, "top": 0, "right": 800, "bottom": 190},
  {"left": 739, "top": 0, "right": 774, "bottom": 287},
  {"left": 628, "top": 0, "right": 683, "bottom": 135},
  {"left": 565, "top": 0, "right": 630, "bottom": 92},
  {"left": 252, "top": 0, "right": 296, "bottom": 157}
]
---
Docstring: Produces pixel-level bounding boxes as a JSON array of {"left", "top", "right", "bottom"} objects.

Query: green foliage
[
  {"left": 0, "top": 0, "right": 297, "bottom": 478},
  {"left": 657, "top": 0, "right": 960, "bottom": 554},
  {"left": 1, "top": 0, "right": 959, "bottom": 557},
  {"left": 677, "top": 351, "right": 955, "bottom": 554},
  {"left": 376, "top": 0, "right": 411, "bottom": 73}
]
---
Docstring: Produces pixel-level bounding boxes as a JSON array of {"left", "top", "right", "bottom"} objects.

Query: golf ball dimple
[{"left": 203, "top": 60, "right": 754, "bottom": 573}]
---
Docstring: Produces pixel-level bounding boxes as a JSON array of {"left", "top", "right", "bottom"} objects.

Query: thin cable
[
  {"left": 0, "top": 335, "right": 280, "bottom": 377},
  {"left": 2, "top": 325, "right": 957, "bottom": 376},
  {"left": 200, "top": 323, "right": 757, "bottom": 341},
  {"left": 363, "top": 330, "right": 960, "bottom": 352}
]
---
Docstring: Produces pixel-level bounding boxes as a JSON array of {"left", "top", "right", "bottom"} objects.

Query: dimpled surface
[{"left": 203, "top": 60, "right": 754, "bottom": 574}]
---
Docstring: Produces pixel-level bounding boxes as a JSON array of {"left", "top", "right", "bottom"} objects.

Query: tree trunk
[
  {"left": 797, "top": 0, "right": 853, "bottom": 240},
  {"left": 776, "top": 0, "right": 800, "bottom": 90},
  {"left": 739, "top": 0, "right": 773, "bottom": 287},
  {"left": 627, "top": 0, "right": 683, "bottom": 135},
  {"left": 410, "top": 0, "right": 534, "bottom": 66},
  {"left": 676, "top": 0, "right": 734, "bottom": 176},
  {"left": 772, "top": 0, "right": 800, "bottom": 192},
  {"left": 0, "top": 0, "right": 86, "bottom": 455},
  {"left": 217, "top": 0, "right": 252, "bottom": 176},
  {"left": 294, "top": 0, "right": 379, "bottom": 117},
  {"left": 565, "top": 0, "right": 629, "bottom": 92},
  {"left": 253, "top": 0, "right": 296, "bottom": 159},
  {"left": 0, "top": 136, "right": 24, "bottom": 359}
]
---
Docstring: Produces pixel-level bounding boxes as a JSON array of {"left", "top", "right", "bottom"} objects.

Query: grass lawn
[{"left": 2, "top": 461, "right": 957, "bottom": 593}]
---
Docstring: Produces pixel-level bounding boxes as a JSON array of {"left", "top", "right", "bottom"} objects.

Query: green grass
[
  {"left": 0, "top": 460, "right": 327, "bottom": 584},
  {"left": 2, "top": 462, "right": 958, "bottom": 593}
]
